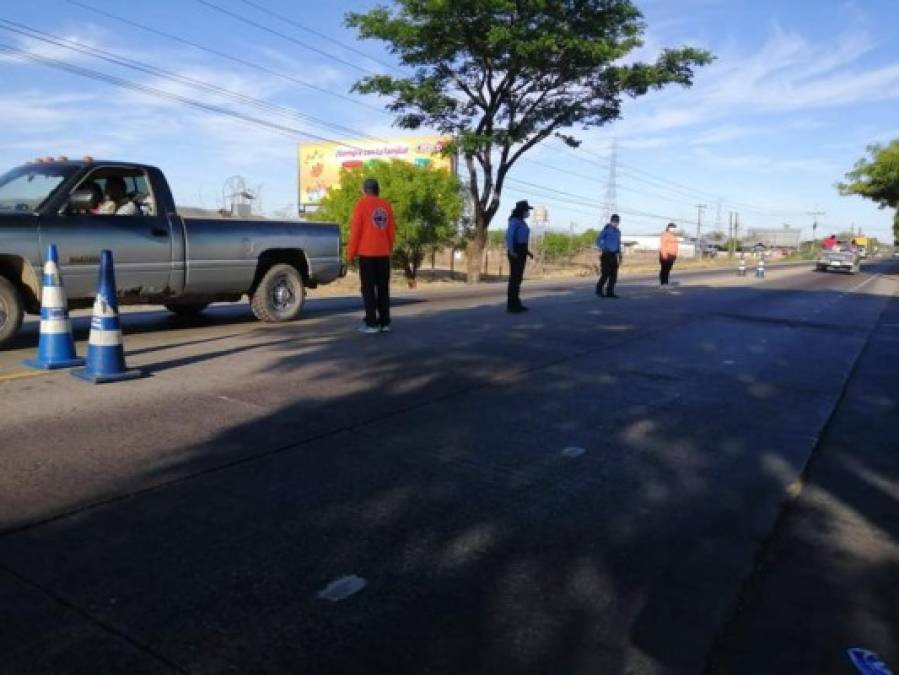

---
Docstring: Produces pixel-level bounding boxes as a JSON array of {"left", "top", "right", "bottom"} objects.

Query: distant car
[{"left": 816, "top": 241, "right": 860, "bottom": 274}]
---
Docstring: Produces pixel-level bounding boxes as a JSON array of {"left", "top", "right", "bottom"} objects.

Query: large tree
[
  {"left": 309, "top": 160, "right": 462, "bottom": 286},
  {"left": 837, "top": 140, "right": 899, "bottom": 244},
  {"left": 346, "top": 0, "right": 712, "bottom": 281}
]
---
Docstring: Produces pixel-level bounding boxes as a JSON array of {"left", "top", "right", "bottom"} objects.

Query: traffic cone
[
  {"left": 737, "top": 253, "right": 747, "bottom": 277},
  {"left": 23, "top": 244, "right": 84, "bottom": 370},
  {"left": 72, "top": 250, "right": 142, "bottom": 383},
  {"left": 756, "top": 253, "right": 766, "bottom": 278}
]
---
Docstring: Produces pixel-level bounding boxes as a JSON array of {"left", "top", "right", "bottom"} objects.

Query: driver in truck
[{"left": 97, "top": 176, "right": 138, "bottom": 216}]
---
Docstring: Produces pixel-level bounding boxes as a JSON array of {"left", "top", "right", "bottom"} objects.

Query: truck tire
[
  {"left": 0, "top": 276, "right": 25, "bottom": 350},
  {"left": 164, "top": 302, "right": 210, "bottom": 317},
  {"left": 250, "top": 263, "right": 305, "bottom": 323}
]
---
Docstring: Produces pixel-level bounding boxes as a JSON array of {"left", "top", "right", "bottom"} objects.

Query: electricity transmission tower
[{"left": 602, "top": 139, "right": 618, "bottom": 225}]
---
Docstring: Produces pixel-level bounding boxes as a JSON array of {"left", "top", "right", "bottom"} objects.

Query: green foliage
[
  {"left": 308, "top": 160, "right": 463, "bottom": 282},
  {"left": 486, "top": 229, "right": 506, "bottom": 248},
  {"left": 837, "top": 140, "right": 899, "bottom": 240},
  {"left": 346, "top": 0, "right": 713, "bottom": 272}
]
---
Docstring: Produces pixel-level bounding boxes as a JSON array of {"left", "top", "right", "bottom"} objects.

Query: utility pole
[
  {"left": 728, "top": 211, "right": 734, "bottom": 258},
  {"left": 695, "top": 203, "right": 707, "bottom": 258},
  {"left": 807, "top": 210, "right": 825, "bottom": 253},
  {"left": 734, "top": 212, "right": 740, "bottom": 256}
]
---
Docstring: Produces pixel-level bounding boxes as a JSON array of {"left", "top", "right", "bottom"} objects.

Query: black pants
[
  {"left": 596, "top": 252, "right": 619, "bottom": 295},
  {"left": 359, "top": 256, "right": 391, "bottom": 327},
  {"left": 660, "top": 256, "right": 676, "bottom": 285},
  {"left": 507, "top": 245, "right": 527, "bottom": 309}
]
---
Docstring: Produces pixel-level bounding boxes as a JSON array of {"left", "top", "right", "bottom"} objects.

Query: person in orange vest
[
  {"left": 346, "top": 178, "right": 397, "bottom": 334},
  {"left": 659, "top": 222, "right": 679, "bottom": 287}
]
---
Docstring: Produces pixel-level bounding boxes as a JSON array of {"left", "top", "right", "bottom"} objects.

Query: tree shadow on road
[{"left": 0, "top": 267, "right": 896, "bottom": 675}]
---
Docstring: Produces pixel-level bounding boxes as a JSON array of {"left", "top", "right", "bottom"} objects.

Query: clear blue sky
[{"left": 2, "top": 0, "right": 898, "bottom": 240}]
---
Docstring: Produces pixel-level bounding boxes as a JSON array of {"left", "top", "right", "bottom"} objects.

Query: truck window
[
  {"left": 0, "top": 164, "right": 78, "bottom": 213},
  {"left": 73, "top": 167, "right": 157, "bottom": 217}
]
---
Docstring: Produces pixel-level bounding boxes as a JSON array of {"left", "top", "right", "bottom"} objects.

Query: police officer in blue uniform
[
  {"left": 596, "top": 213, "right": 623, "bottom": 298},
  {"left": 506, "top": 200, "right": 535, "bottom": 313}
]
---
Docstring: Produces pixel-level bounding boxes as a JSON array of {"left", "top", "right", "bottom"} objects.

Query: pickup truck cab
[{"left": 0, "top": 158, "right": 344, "bottom": 348}]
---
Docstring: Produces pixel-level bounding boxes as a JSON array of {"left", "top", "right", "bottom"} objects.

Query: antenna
[{"left": 223, "top": 175, "right": 254, "bottom": 217}]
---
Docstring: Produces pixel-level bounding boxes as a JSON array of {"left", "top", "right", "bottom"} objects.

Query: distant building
[
  {"left": 622, "top": 235, "right": 695, "bottom": 257},
  {"left": 743, "top": 226, "right": 800, "bottom": 249}
]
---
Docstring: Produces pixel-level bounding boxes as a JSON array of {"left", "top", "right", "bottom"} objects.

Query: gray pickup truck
[
  {"left": 815, "top": 241, "right": 861, "bottom": 275},
  {"left": 0, "top": 159, "right": 344, "bottom": 348}
]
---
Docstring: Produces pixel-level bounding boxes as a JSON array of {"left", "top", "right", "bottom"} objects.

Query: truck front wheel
[
  {"left": 251, "top": 263, "right": 305, "bottom": 322},
  {"left": 0, "top": 276, "right": 25, "bottom": 350}
]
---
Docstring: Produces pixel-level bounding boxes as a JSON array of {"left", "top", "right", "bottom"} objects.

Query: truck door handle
[{"left": 151, "top": 226, "right": 168, "bottom": 237}]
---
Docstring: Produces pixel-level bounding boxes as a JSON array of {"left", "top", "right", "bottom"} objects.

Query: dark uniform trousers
[
  {"left": 359, "top": 256, "right": 391, "bottom": 327},
  {"left": 507, "top": 243, "right": 528, "bottom": 309},
  {"left": 596, "top": 251, "right": 620, "bottom": 295}
]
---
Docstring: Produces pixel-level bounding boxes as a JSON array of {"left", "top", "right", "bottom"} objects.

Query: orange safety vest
[{"left": 660, "top": 231, "right": 679, "bottom": 259}]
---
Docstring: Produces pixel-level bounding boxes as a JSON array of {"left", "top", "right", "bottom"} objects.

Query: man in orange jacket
[{"left": 346, "top": 178, "right": 397, "bottom": 334}]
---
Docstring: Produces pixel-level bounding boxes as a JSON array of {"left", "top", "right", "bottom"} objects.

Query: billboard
[{"left": 298, "top": 135, "right": 454, "bottom": 206}]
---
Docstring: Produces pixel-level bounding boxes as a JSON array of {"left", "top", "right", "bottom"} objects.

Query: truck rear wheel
[
  {"left": 164, "top": 302, "right": 210, "bottom": 317},
  {"left": 251, "top": 263, "right": 305, "bottom": 322},
  {"left": 0, "top": 276, "right": 25, "bottom": 350}
]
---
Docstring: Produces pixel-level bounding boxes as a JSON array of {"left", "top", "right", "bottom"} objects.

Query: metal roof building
[{"left": 743, "top": 227, "right": 801, "bottom": 249}]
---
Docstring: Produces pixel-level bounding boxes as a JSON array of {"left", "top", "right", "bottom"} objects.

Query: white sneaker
[
  {"left": 357, "top": 325, "right": 380, "bottom": 334},
  {"left": 379, "top": 325, "right": 392, "bottom": 333}
]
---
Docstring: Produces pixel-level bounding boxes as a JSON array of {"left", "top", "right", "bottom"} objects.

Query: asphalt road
[{"left": 0, "top": 260, "right": 896, "bottom": 674}]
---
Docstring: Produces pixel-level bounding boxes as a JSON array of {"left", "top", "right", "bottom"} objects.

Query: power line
[
  {"left": 0, "top": 20, "right": 388, "bottom": 143},
  {"left": 68, "top": 0, "right": 388, "bottom": 114},
  {"left": 196, "top": 0, "right": 376, "bottom": 76},
  {"left": 0, "top": 43, "right": 364, "bottom": 148},
  {"left": 235, "top": 0, "right": 403, "bottom": 73},
  {"left": 506, "top": 176, "right": 691, "bottom": 223},
  {"left": 552, "top": 139, "right": 810, "bottom": 219}
]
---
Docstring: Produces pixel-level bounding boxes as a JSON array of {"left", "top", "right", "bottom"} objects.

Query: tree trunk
[
  {"left": 465, "top": 211, "right": 489, "bottom": 283},
  {"left": 404, "top": 261, "right": 417, "bottom": 288}
]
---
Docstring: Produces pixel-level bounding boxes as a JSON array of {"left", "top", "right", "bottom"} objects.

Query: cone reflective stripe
[
  {"left": 23, "top": 244, "right": 84, "bottom": 370},
  {"left": 72, "top": 250, "right": 142, "bottom": 383}
]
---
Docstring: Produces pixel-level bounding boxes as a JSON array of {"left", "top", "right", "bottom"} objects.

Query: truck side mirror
[{"left": 68, "top": 188, "right": 100, "bottom": 213}]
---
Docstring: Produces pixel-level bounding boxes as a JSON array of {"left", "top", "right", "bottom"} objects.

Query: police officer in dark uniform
[
  {"left": 596, "top": 213, "right": 623, "bottom": 298},
  {"left": 505, "top": 200, "right": 535, "bottom": 312}
]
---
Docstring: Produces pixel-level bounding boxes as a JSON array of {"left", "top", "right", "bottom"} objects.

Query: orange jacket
[
  {"left": 346, "top": 195, "right": 396, "bottom": 260},
  {"left": 660, "top": 230, "right": 679, "bottom": 259}
]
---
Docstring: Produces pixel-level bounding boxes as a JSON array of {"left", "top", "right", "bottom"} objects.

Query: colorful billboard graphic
[{"left": 298, "top": 136, "right": 454, "bottom": 206}]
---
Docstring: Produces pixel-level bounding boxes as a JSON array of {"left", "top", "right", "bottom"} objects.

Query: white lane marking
[
  {"left": 561, "top": 446, "right": 586, "bottom": 458},
  {"left": 317, "top": 575, "right": 367, "bottom": 602}
]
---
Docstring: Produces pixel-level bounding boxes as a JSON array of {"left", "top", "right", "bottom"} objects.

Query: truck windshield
[{"left": 0, "top": 164, "right": 79, "bottom": 213}]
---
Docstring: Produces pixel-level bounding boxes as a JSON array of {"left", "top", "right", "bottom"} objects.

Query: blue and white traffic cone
[
  {"left": 756, "top": 254, "right": 766, "bottom": 278},
  {"left": 72, "top": 250, "right": 142, "bottom": 384},
  {"left": 23, "top": 244, "right": 84, "bottom": 370},
  {"left": 737, "top": 254, "right": 747, "bottom": 277}
]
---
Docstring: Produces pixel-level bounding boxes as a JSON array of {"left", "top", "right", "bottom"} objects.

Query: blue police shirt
[
  {"left": 597, "top": 224, "right": 621, "bottom": 253},
  {"left": 506, "top": 216, "right": 530, "bottom": 253}
]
